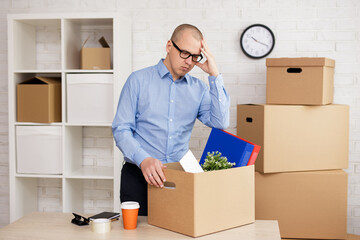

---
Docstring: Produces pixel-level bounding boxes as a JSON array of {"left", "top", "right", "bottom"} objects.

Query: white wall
[{"left": 0, "top": 0, "right": 359, "bottom": 234}]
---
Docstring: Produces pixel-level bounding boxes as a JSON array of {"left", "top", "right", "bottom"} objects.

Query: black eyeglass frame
[{"left": 171, "top": 40, "right": 203, "bottom": 63}]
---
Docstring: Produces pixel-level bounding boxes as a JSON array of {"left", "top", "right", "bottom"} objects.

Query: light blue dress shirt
[{"left": 112, "top": 59, "right": 230, "bottom": 167}]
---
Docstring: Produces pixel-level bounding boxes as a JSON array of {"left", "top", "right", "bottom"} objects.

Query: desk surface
[{"left": 0, "top": 212, "right": 281, "bottom": 240}]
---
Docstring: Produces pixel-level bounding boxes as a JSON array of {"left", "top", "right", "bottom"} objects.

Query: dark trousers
[{"left": 120, "top": 162, "right": 148, "bottom": 216}]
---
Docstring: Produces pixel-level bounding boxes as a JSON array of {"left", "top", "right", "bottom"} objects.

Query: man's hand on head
[
  {"left": 140, "top": 157, "right": 166, "bottom": 188},
  {"left": 195, "top": 39, "right": 219, "bottom": 77}
]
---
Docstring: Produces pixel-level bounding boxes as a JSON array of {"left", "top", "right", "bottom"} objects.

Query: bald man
[{"left": 112, "top": 24, "right": 230, "bottom": 215}]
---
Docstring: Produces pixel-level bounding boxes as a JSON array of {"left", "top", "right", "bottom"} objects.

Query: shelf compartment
[
  {"left": 13, "top": 177, "right": 62, "bottom": 221},
  {"left": 16, "top": 126, "right": 63, "bottom": 175},
  {"left": 66, "top": 73, "right": 114, "bottom": 124},
  {"left": 12, "top": 19, "right": 61, "bottom": 71},
  {"left": 63, "top": 18, "right": 113, "bottom": 70},
  {"left": 63, "top": 179, "right": 113, "bottom": 214},
  {"left": 64, "top": 126, "right": 114, "bottom": 178},
  {"left": 12, "top": 73, "right": 63, "bottom": 125}
]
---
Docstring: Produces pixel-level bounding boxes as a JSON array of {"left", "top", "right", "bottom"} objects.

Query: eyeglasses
[
  {"left": 71, "top": 213, "right": 89, "bottom": 226},
  {"left": 171, "top": 40, "right": 203, "bottom": 63}
]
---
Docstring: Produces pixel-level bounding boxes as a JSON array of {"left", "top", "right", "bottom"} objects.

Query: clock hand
[
  {"left": 251, "top": 36, "right": 258, "bottom": 42},
  {"left": 251, "top": 36, "right": 269, "bottom": 48},
  {"left": 257, "top": 41, "right": 269, "bottom": 48}
]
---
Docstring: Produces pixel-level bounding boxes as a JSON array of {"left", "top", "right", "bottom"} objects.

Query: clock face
[{"left": 240, "top": 24, "right": 275, "bottom": 59}]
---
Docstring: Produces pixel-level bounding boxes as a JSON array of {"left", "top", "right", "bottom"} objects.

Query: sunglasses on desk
[{"left": 71, "top": 213, "right": 89, "bottom": 226}]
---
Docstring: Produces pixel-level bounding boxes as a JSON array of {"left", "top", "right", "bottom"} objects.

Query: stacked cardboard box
[{"left": 237, "top": 58, "right": 349, "bottom": 239}]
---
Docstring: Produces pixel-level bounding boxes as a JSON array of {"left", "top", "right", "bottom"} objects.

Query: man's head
[
  {"left": 170, "top": 24, "right": 203, "bottom": 42},
  {"left": 164, "top": 24, "right": 204, "bottom": 81}
]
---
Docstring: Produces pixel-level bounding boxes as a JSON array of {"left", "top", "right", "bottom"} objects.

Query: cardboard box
[
  {"left": 282, "top": 236, "right": 359, "bottom": 240},
  {"left": 17, "top": 77, "right": 61, "bottom": 123},
  {"left": 66, "top": 74, "right": 113, "bottom": 123},
  {"left": 255, "top": 170, "right": 347, "bottom": 239},
  {"left": 237, "top": 104, "right": 349, "bottom": 173},
  {"left": 148, "top": 163, "right": 255, "bottom": 237},
  {"left": 81, "top": 36, "right": 111, "bottom": 70},
  {"left": 16, "top": 126, "right": 62, "bottom": 174},
  {"left": 266, "top": 57, "right": 335, "bottom": 105}
]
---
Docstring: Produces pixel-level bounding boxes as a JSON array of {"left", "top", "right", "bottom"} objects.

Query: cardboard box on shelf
[
  {"left": 17, "top": 76, "right": 61, "bottom": 123},
  {"left": 81, "top": 36, "right": 111, "bottom": 70},
  {"left": 148, "top": 163, "right": 255, "bottom": 237},
  {"left": 237, "top": 104, "right": 349, "bottom": 173},
  {"left": 266, "top": 57, "right": 335, "bottom": 105},
  {"left": 16, "top": 126, "right": 62, "bottom": 174},
  {"left": 255, "top": 170, "right": 347, "bottom": 239}
]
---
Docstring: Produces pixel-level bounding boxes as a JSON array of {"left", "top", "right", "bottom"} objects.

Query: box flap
[
  {"left": 99, "top": 36, "right": 110, "bottom": 48},
  {"left": 266, "top": 57, "right": 335, "bottom": 67},
  {"left": 19, "top": 77, "right": 61, "bottom": 85},
  {"left": 82, "top": 36, "right": 110, "bottom": 48}
]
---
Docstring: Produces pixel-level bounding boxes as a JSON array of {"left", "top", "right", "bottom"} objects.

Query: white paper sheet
[{"left": 179, "top": 150, "right": 204, "bottom": 173}]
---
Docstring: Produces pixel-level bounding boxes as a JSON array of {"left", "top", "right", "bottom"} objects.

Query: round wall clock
[{"left": 240, "top": 24, "right": 275, "bottom": 59}]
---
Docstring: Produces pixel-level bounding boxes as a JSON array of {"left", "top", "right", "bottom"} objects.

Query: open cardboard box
[
  {"left": 148, "top": 163, "right": 255, "bottom": 237},
  {"left": 17, "top": 76, "right": 61, "bottom": 123},
  {"left": 81, "top": 36, "right": 111, "bottom": 70}
]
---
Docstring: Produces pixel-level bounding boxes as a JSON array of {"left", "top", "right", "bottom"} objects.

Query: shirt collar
[{"left": 157, "top": 59, "right": 190, "bottom": 83}]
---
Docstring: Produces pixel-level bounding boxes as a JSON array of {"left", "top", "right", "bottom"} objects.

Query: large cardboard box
[
  {"left": 148, "top": 163, "right": 255, "bottom": 237},
  {"left": 16, "top": 126, "right": 62, "bottom": 174},
  {"left": 17, "top": 77, "right": 61, "bottom": 123},
  {"left": 255, "top": 170, "right": 348, "bottom": 239},
  {"left": 66, "top": 74, "right": 113, "bottom": 123},
  {"left": 81, "top": 36, "right": 111, "bottom": 70},
  {"left": 266, "top": 57, "right": 335, "bottom": 105},
  {"left": 237, "top": 104, "right": 349, "bottom": 173}
]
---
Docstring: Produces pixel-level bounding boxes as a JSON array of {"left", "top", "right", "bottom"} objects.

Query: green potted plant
[{"left": 201, "top": 151, "right": 235, "bottom": 172}]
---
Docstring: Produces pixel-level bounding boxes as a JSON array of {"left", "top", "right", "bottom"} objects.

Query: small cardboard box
[
  {"left": 255, "top": 170, "right": 348, "bottom": 239},
  {"left": 81, "top": 36, "right": 111, "bottom": 70},
  {"left": 66, "top": 73, "right": 113, "bottom": 123},
  {"left": 266, "top": 57, "right": 335, "bottom": 105},
  {"left": 148, "top": 163, "right": 255, "bottom": 237},
  {"left": 17, "top": 77, "right": 61, "bottom": 123},
  {"left": 16, "top": 126, "right": 62, "bottom": 174},
  {"left": 237, "top": 104, "right": 349, "bottom": 173}
]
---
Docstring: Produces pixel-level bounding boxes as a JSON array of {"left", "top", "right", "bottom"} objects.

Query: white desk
[{"left": 0, "top": 212, "right": 281, "bottom": 240}]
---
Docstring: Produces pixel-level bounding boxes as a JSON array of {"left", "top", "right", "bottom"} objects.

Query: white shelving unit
[{"left": 8, "top": 13, "right": 132, "bottom": 222}]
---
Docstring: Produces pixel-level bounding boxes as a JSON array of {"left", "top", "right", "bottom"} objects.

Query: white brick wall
[{"left": 0, "top": 0, "right": 359, "bottom": 234}]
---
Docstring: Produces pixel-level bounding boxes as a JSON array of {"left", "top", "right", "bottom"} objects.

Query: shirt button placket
[{"left": 167, "top": 82, "right": 176, "bottom": 160}]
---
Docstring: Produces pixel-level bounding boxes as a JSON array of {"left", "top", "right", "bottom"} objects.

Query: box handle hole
[
  {"left": 287, "top": 68, "right": 302, "bottom": 73},
  {"left": 164, "top": 181, "right": 176, "bottom": 190},
  {"left": 246, "top": 117, "right": 253, "bottom": 123}
]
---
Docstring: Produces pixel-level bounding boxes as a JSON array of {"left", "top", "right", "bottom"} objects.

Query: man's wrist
[
  {"left": 209, "top": 71, "right": 219, "bottom": 77},
  {"left": 133, "top": 149, "right": 151, "bottom": 167}
]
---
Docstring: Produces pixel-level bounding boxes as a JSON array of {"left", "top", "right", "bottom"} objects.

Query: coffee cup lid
[{"left": 121, "top": 201, "right": 140, "bottom": 209}]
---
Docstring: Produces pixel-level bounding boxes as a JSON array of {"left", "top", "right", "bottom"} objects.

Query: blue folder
[{"left": 199, "top": 128, "right": 255, "bottom": 168}]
